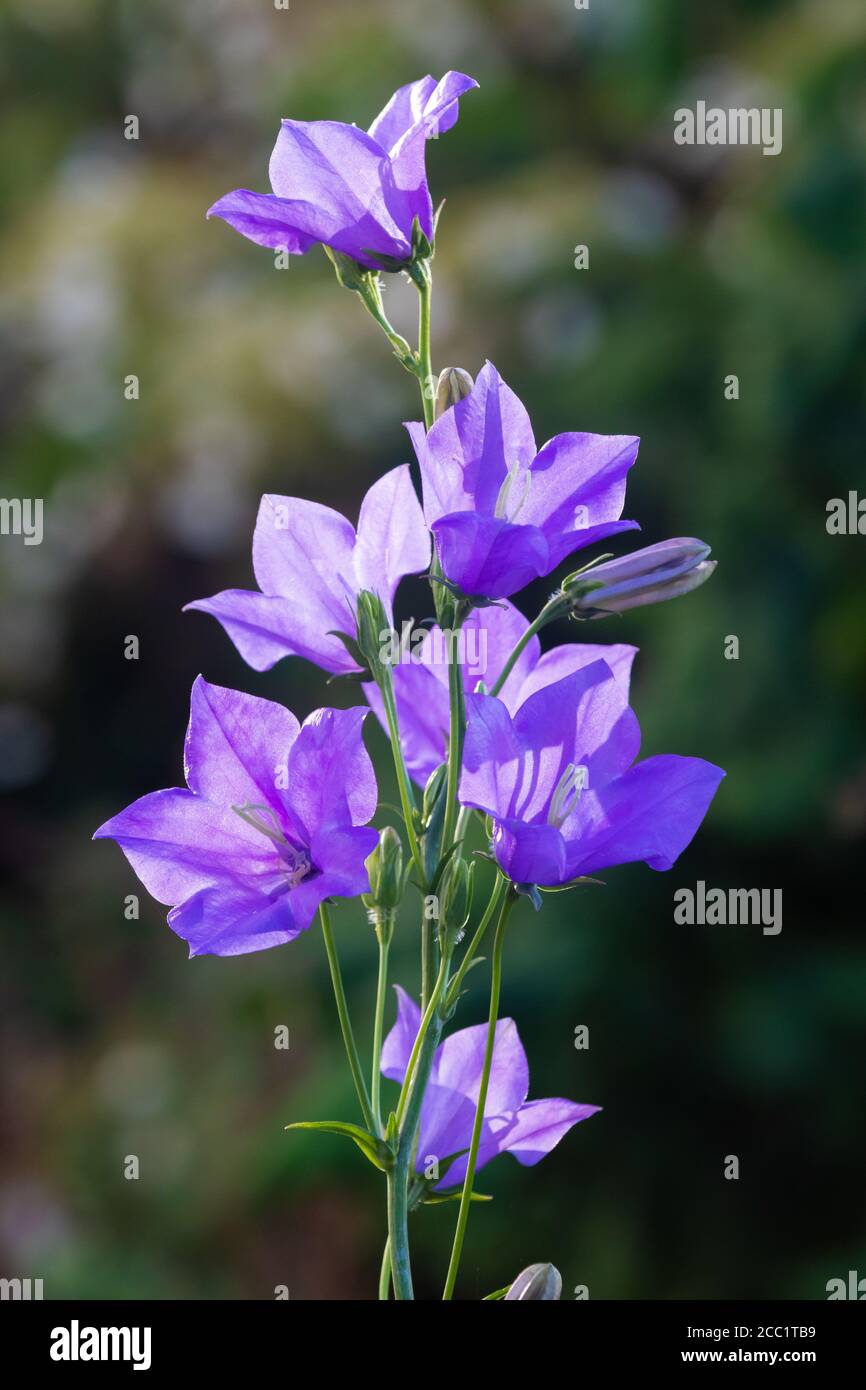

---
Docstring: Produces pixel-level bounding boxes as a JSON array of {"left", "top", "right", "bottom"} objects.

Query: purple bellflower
[
  {"left": 406, "top": 361, "right": 640, "bottom": 601},
  {"left": 93, "top": 678, "right": 378, "bottom": 956},
  {"left": 208, "top": 73, "right": 478, "bottom": 270},
  {"left": 365, "top": 599, "right": 637, "bottom": 784},
  {"left": 186, "top": 465, "right": 430, "bottom": 677},
  {"left": 381, "top": 987, "right": 598, "bottom": 1189},
  {"left": 459, "top": 663, "right": 725, "bottom": 887},
  {"left": 568, "top": 537, "right": 716, "bottom": 616}
]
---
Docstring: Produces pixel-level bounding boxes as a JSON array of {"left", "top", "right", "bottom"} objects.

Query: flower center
[
  {"left": 232, "top": 803, "right": 312, "bottom": 887},
  {"left": 547, "top": 763, "right": 588, "bottom": 829},
  {"left": 494, "top": 458, "right": 532, "bottom": 522}
]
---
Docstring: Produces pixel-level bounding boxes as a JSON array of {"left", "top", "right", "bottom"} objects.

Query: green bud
[
  {"left": 439, "top": 856, "right": 473, "bottom": 939},
  {"left": 503, "top": 1262, "right": 562, "bottom": 1301},
  {"left": 355, "top": 589, "right": 391, "bottom": 681},
  {"left": 420, "top": 764, "right": 448, "bottom": 884},
  {"left": 365, "top": 826, "right": 405, "bottom": 914},
  {"left": 434, "top": 367, "right": 474, "bottom": 420}
]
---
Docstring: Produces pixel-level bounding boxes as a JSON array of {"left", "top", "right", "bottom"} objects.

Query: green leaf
[
  {"left": 482, "top": 1285, "right": 510, "bottom": 1301},
  {"left": 422, "top": 1190, "right": 492, "bottom": 1205},
  {"left": 285, "top": 1121, "right": 391, "bottom": 1172}
]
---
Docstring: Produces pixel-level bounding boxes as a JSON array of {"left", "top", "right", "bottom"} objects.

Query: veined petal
[
  {"left": 501, "top": 1097, "right": 600, "bottom": 1166},
  {"left": 353, "top": 465, "right": 431, "bottom": 605},
  {"left": 381, "top": 985, "right": 423, "bottom": 1083},
  {"left": 93, "top": 787, "right": 272, "bottom": 906},
  {"left": 383, "top": 71, "right": 479, "bottom": 239},
  {"left": 289, "top": 824, "right": 378, "bottom": 927},
  {"left": 207, "top": 189, "right": 322, "bottom": 253},
  {"left": 491, "top": 816, "right": 568, "bottom": 886},
  {"left": 523, "top": 431, "right": 640, "bottom": 569},
  {"left": 459, "top": 691, "right": 525, "bottom": 820},
  {"left": 565, "top": 754, "right": 726, "bottom": 878},
  {"left": 168, "top": 880, "right": 304, "bottom": 958},
  {"left": 369, "top": 71, "right": 478, "bottom": 156},
  {"left": 432, "top": 1017, "right": 529, "bottom": 1115},
  {"left": 515, "top": 642, "right": 638, "bottom": 708},
  {"left": 286, "top": 707, "right": 377, "bottom": 836},
  {"left": 184, "top": 589, "right": 359, "bottom": 677},
  {"left": 413, "top": 361, "right": 537, "bottom": 524},
  {"left": 184, "top": 677, "right": 301, "bottom": 812}
]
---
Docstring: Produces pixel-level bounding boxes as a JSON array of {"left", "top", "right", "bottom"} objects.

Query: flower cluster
[{"left": 94, "top": 74, "right": 723, "bottom": 1301}]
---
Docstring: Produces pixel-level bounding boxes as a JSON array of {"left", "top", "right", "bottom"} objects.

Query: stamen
[
  {"left": 232, "top": 803, "right": 312, "bottom": 888},
  {"left": 494, "top": 459, "right": 532, "bottom": 522},
  {"left": 233, "top": 802, "right": 288, "bottom": 847},
  {"left": 547, "top": 763, "right": 588, "bottom": 828}
]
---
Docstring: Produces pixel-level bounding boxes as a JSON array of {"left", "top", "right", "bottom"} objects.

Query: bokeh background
[{"left": 1, "top": 0, "right": 865, "bottom": 1300}]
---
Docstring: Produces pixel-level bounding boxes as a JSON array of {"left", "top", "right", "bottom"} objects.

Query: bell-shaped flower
[
  {"left": 186, "top": 465, "right": 430, "bottom": 677},
  {"left": 208, "top": 72, "right": 477, "bottom": 270},
  {"left": 459, "top": 663, "right": 724, "bottom": 886},
  {"left": 93, "top": 679, "right": 378, "bottom": 956},
  {"left": 407, "top": 361, "right": 640, "bottom": 600},
  {"left": 381, "top": 988, "right": 598, "bottom": 1189},
  {"left": 365, "top": 599, "right": 637, "bottom": 783}
]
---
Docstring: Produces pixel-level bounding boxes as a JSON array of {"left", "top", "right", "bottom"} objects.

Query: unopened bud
[
  {"left": 365, "top": 826, "right": 405, "bottom": 912},
  {"left": 355, "top": 589, "right": 390, "bottom": 678},
  {"left": 504, "top": 1262, "right": 562, "bottom": 1301},
  {"left": 565, "top": 539, "right": 715, "bottom": 617},
  {"left": 434, "top": 367, "right": 474, "bottom": 419},
  {"left": 439, "top": 856, "right": 473, "bottom": 939}
]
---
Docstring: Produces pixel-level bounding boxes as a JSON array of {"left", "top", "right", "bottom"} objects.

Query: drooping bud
[
  {"left": 564, "top": 539, "right": 715, "bottom": 618},
  {"left": 434, "top": 367, "right": 474, "bottom": 419},
  {"left": 503, "top": 1262, "right": 562, "bottom": 1301}
]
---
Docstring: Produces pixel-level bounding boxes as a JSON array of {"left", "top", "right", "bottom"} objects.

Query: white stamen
[
  {"left": 494, "top": 459, "right": 532, "bottom": 522},
  {"left": 547, "top": 763, "right": 588, "bottom": 828}
]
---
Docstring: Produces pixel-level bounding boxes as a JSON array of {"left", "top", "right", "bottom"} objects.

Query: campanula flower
[
  {"left": 93, "top": 679, "right": 378, "bottom": 956},
  {"left": 459, "top": 663, "right": 724, "bottom": 886},
  {"left": 208, "top": 72, "right": 478, "bottom": 270},
  {"left": 364, "top": 599, "right": 637, "bottom": 783},
  {"left": 381, "top": 988, "right": 598, "bottom": 1189},
  {"left": 406, "top": 361, "right": 640, "bottom": 600},
  {"left": 186, "top": 465, "right": 430, "bottom": 677}
]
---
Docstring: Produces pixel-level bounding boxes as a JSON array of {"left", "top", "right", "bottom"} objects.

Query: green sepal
[
  {"left": 539, "top": 876, "right": 606, "bottom": 892},
  {"left": 482, "top": 1285, "right": 510, "bottom": 1301},
  {"left": 284, "top": 1121, "right": 392, "bottom": 1173},
  {"left": 360, "top": 247, "right": 411, "bottom": 274},
  {"left": 322, "top": 246, "right": 375, "bottom": 294},
  {"left": 422, "top": 1190, "right": 492, "bottom": 1206},
  {"left": 326, "top": 629, "right": 371, "bottom": 678}
]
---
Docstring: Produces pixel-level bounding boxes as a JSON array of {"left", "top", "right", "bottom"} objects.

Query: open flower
[
  {"left": 407, "top": 361, "right": 640, "bottom": 600},
  {"left": 93, "top": 679, "right": 378, "bottom": 956},
  {"left": 365, "top": 599, "right": 636, "bottom": 783},
  {"left": 208, "top": 72, "right": 477, "bottom": 270},
  {"left": 460, "top": 663, "right": 724, "bottom": 886},
  {"left": 381, "top": 988, "right": 598, "bottom": 1189},
  {"left": 186, "top": 465, "right": 430, "bottom": 677}
]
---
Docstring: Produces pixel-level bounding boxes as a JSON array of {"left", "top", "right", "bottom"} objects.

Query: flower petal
[
  {"left": 432, "top": 513, "right": 549, "bottom": 599},
  {"left": 207, "top": 188, "right": 322, "bottom": 253},
  {"left": 184, "top": 589, "right": 358, "bottom": 676},
  {"left": 353, "top": 465, "right": 431, "bottom": 605},
  {"left": 515, "top": 642, "right": 637, "bottom": 707},
  {"left": 459, "top": 691, "right": 525, "bottom": 820},
  {"left": 565, "top": 754, "right": 726, "bottom": 877},
  {"left": 184, "top": 677, "right": 301, "bottom": 811},
  {"left": 286, "top": 707, "right": 377, "bottom": 835},
  {"left": 289, "top": 824, "right": 378, "bottom": 926},
  {"left": 380, "top": 985, "right": 422, "bottom": 1082},
  {"left": 168, "top": 880, "right": 304, "bottom": 957},
  {"left": 432, "top": 1016, "right": 529, "bottom": 1115},
  {"left": 522, "top": 431, "right": 640, "bottom": 569},
  {"left": 490, "top": 816, "right": 568, "bottom": 886},
  {"left": 500, "top": 1098, "right": 600, "bottom": 1166}
]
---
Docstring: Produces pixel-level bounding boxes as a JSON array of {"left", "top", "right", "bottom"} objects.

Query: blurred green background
[{"left": 1, "top": 0, "right": 865, "bottom": 1300}]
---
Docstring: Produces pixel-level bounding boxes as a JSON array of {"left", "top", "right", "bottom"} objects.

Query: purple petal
[
  {"left": 459, "top": 692, "right": 525, "bottom": 820},
  {"left": 93, "top": 788, "right": 272, "bottom": 906},
  {"left": 515, "top": 642, "right": 637, "bottom": 708},
  {"left": 184, "top": 589, "right": 357, "bottom": 676},
  {"left": 416, "top": 1083, "right": 503, "bottom": 1188},
  {"left": 168, "top": 880, "right": 304, "bottom": 958},
  {"left": 432, "top": 513, "right": 549, "bottom": 599},
  {"left": 412, "top": 362, "right": 537, "bottom": 524},
  {"left": 522, "top": 431, "right": 640, "bottom": 569},
  {"left": 500, "top": 1098, "right": 600, "bottom": 1166},
  {"left": 432, "top": 1016, "right": 529, "bottom": 1115},
  {"left": 288, "top": 823, "right": 378, "bottom": 925},
  {"left": 286, "top": 707, "right": 377, "bottom": 836},
  {"left": 207, "top": 188, "right": 322, "bottom": 253},
  {"left": 490, "top": 816, "right": 568, "bottom": 886},
  {"left": 381, "top": 985, "right": 422, "bottom": 1082},
  {"left": 353, "top": 465, "right": 430, "bottom": 605},
  {"left": 460, "top": 601, "right": 539, "bottom": 704},
  {"left": 184, "top": 677, "right": 301, "bottom": 809},
  {"left": 565, "top": 754, "right": 726, "bottom": 877},
  {"left": 369, "top": 71, "right": 478, "bottom": 155},
  {"left": 364, "top": 663, "right": 448, "bottom": 785},
  {"left": 268, "top": 120, "right": 411, "bottom": 265},
  {"left": 383, "top": 72, "right": 479, "bottom": 239}
]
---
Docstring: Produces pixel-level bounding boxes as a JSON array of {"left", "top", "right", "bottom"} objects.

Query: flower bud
[
  {"left": 365, "top": 826, "right": 406, "bottom": 915},
  {"left": 434, "top": 367, "right": 474, "bottom": 420},
  {"left": 565, "top": 539, "right": 715, "bottom": 617},
  {"left": 503, "top": 1262, "right": 562, "bottom": 1301},
  {"left": 439, "top": 856, "right": 473, "bottom": 938},
  {"left": 355, "top": 589, "right": 391, "bottom": 679}
]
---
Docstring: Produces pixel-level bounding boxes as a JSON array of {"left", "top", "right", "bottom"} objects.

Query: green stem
[
  {"left": 357, "top": 277, "right": 415, "bottom": 371},
  {"left": 318, "top": 903, "right": 375, "bottom": 1135},
  {"left": 414, "top": 263, "right": 435, "bottom": 427},
  {"left": 370, "top": 922, "right": 391, "bottom": 1136},
  {"left": 378, "top": 1240, "right": 391, "bottom": 1301},
  {"left": 489, "top": 593, "right": 566, "bottom": 698},
  {"left": 389, "top": 950, "right": 451, "bottom": 1299},
  {"left": 442, "top": 884, "right": 516, "bottom": 1300},
  {"left": 394, "top": 950, "right": 449, "bottom": 1129},
  {"left": 421, "top": 911, "right": 436, "bottom": 1016},
  {"left": 445, "top": 873, "right": 505, "bottom": 1012}
]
